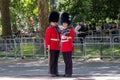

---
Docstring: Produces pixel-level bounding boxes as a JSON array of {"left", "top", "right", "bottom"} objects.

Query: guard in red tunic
[
  {"left": 60, "top": 12, "right": 75, "bottom": 77},
  {"left": 45, "top": 11, "right": 60, "bottom": 77}
]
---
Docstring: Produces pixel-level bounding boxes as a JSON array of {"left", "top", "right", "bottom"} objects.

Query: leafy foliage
[
  {"left": 56, "top": 0, "right": 120, "bottom": 23},
  {"left": 10, "top": 0, "right": 38, "bottom": 25}
]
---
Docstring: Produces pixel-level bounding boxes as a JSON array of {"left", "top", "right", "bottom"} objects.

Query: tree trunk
[
  {"left": 38, "top": 0, "right": 49, "bottom": 38},
  {"left": 0, "top": 0, "right": 12, "bottom": 37}
]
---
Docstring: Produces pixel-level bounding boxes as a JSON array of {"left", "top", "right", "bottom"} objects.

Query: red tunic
[
  {"left": 45, "top": 26, "right": 60, "bottom": 50},
  {"left": 61, "top": 28, "right": 75, "bottom": 52}
]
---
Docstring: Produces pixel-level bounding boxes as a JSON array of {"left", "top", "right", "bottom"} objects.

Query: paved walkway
[{"left": 0, "top": 58, "right": 120, "bottom": 80}]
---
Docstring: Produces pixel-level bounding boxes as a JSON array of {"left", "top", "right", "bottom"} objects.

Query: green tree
[
  {"left": 104, "top": 0, "right": 120, "bottom": 19},
  {"left": 0, "top": 0, "right": 12, "bottom": 37},
  {"left": 38, "top": 0, "right": 49, "bottom": 37},
  {"left": 10, "top": 0, "right": 38, "bottom": 32},
  {"left": 58, "top": 0, "right": 120, "bottom": 23},
  {"left": 58, "top": 0, "right": 92, "bottom": 22}
]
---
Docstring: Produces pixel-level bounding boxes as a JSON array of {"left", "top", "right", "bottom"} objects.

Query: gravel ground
[{"left": 0, "top": 58, "right": 120, "bottom": 80}]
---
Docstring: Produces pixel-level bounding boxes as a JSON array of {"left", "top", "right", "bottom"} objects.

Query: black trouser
[
  {"left": 50, "top": 50, "right": 59, "bottom": 74},
  {"left": 62, "top": 52, "right": 72, "bottom": 75}
]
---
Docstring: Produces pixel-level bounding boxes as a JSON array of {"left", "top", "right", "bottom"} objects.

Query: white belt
[
  {"left": 61, "top": 40, "right": 68, "bottom": 42},
  {"left": 51, "top": 38, "right": 59, "bottom": 41}
]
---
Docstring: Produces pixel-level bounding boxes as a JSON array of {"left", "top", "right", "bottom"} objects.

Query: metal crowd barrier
[
  {"left": 73, "top": 36, "right": 120, "bottom": 59},
  {"left": 112, "top": 36, "right": 120, "bottom": 58},
  {"left": 0, "top": 36, "right": 120, "bottom": 59},
  {"left": 0, "top": 37, "right": 46, "bottom": 59},
  {"left": 0, "top": 38, "right": 17, "bottom": 57},
  {"left": 20, "top": 37, "right": 45, "bottom": 59},
  {"left": 85, "top": 37, "right": 112, "bottom": 59},
  {"left": 73, "top": 37, "right": 85, "bottom": 58}
]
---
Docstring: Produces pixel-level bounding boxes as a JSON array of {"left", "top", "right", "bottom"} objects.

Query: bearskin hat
[
  {"left": 61, "top": 12, "right": 71, "bottom": 25},
  {"left": 48, "top": 11, "right": 59, "bottom": 22}
]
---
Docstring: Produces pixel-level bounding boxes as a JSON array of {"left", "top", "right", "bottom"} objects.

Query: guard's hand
[{"left": 67, "top": 36, "right": 72, "bottom": 40}]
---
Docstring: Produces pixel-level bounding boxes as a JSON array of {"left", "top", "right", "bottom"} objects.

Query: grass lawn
[
  {"left": 0, "top": 27, "right": 2, "bottom": 35},
  {"left": 74, "top": 44, "right": 120, "bottom": 58}
]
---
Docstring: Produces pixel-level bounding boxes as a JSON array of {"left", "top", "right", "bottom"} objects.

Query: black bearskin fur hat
[
  {"left": 61, "top": 12, "right": 71, "bottom": 25},
  {"left": 49, "top": 11, "right": 59, "bottom": 23}
]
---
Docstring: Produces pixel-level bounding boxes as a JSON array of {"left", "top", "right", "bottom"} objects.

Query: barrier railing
[
  {"left": 0, "top": 36, "right": 120, "bottom": 59},
  {"left": 20, "top": 37, "right": 45, "bottom": 59},
  {"left": 85, "top": 37, "right": 112, "bottom": 59},
  {"left": 112, "top": 36, "right": 120, "bottom": 58}
]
